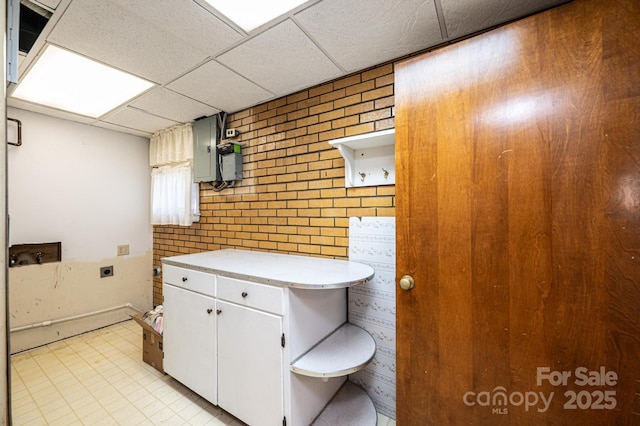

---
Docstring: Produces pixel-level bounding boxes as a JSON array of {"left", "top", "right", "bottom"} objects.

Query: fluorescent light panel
[
  {"left": 11, "top": 45, "right": 154, "bottom": 118},
  {"left": 205, "top": 0, "right": 307, "bottom": 31}
]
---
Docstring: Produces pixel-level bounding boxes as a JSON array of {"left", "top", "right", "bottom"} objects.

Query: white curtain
[
  {"left": 149, "top": 123, "right": 193, "bottom": 166},
  {"left": 151, "top": 163, "right": 199, "bottom": 226},
  {"left": 150, "top": 123, "right": 199, "bottom": 226}
]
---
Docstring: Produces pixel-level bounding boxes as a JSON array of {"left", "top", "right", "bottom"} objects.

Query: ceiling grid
[{"left": 7, "top": 0, "right": 571, "bottom": 137}]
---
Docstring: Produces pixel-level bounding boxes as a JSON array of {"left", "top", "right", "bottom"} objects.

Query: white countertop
[{"left": 162, "top": 249, "right": 375, "bottom": 289}]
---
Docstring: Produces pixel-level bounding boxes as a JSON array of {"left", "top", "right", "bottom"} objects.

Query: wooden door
[{"left": 395, "top": 0, "right": 640, "bottom": 424}]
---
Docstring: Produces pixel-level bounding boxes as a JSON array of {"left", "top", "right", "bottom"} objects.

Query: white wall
[{"left": 7, "top": 107, "right": 153, "bottom": 352}]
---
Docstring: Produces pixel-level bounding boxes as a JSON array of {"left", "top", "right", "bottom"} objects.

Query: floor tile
[{"left": 11, "top": 319, "right": 396, "bottom": 425}]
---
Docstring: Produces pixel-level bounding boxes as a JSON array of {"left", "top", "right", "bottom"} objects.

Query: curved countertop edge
[{"left": 161, "top": 249, "right": 375, "bottom": 290}]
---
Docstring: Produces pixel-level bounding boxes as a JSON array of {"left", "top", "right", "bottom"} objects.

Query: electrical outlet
[
  {"left": 100, "top": 266, "right": 114, "bottom": 278},
  {"left": 225, "top": 128, "right": 239, "bottom": 138},
  {"left": 117, "top": 244, "right": 129, "bottom": 256}
]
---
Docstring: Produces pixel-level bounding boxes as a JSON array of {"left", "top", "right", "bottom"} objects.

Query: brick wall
[{"left": 153, "top": 63, "right": 396, "bottom": 305}]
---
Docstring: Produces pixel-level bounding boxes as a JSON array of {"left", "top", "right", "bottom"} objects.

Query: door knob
[
  {"left": 399, "top": 275, "right": 415, "bottom": 291},
  {"left": 207, "top": 308, "right": 213, "bottom": 314},
  {"left": 216, "top": 309, "right": 222, "bottom": 315},
  {"left": 241, "top": 291, "right": 248, "bottom": 298}
]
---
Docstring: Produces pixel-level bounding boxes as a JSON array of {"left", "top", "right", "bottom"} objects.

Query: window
[{"left": 149, "top": 124, "right": 199, "bottom": 226}]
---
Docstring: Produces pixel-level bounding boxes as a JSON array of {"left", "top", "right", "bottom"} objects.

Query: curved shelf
[
  {"left": 311, "top": 381, "right": 377, "bottom": 426},
  {"left": 290, "top": 323, "right": 376, "bottom": 378}
]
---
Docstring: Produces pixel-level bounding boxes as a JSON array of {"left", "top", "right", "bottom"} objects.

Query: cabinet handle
[
  {"left": 206, "top": 308, "right": 213, "bottom": 314},
  {"left": 241, "top": 291, "right": 248, "bottom": 298},
  {"left": 216, "top": 309, "right": 222, "bottom": 315},
  {"left": 182, "top": 277, "right": 188, "bottom": 282}
]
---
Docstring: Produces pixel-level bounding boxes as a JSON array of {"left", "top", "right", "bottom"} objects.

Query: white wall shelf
[
  {"left": 290, "top": 322, "right": 376, "bottom": 378},
  {"left": 311, "top": 381, "right": 377, "bottom": 426},
  {"left": 329, "top": 129, "right": 395, "bottom": 188}
]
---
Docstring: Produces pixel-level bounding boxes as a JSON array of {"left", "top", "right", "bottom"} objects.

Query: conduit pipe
[{"left": 9, "top": 303, "right": 145, "bottom": 333}]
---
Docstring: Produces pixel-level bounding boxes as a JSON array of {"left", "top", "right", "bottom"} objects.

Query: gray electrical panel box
[
  {"left": 193, "top": 116, "right": 220, "bottom": 182},
  {"left": 221, "top": 153, "right": 243, "bottom": 181}
]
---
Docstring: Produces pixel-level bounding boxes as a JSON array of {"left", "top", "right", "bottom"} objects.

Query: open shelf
[
  {"left": 290, "top": 323, "right": 376, "bottom": 378},
  {"left": 311, "top": 381, "right": 377, "bottom": 426},
  {"left": 329, "top": 129, "right": 395, "bottom": 188}
]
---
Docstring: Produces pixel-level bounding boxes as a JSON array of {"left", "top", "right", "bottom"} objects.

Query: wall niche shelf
[{"left": 329, "top": 129, "right": 395, "bottom": 188}]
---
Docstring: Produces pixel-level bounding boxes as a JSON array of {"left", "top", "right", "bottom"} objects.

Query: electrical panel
[
  {"left": 193, "top": 116, "right": 220, "bottom": 182},
  {"left": 221, "top": 153, "right": 242, "bottom": 181},
  {"left": 218, "top": 142, "right": 243, "bottom": 181}
]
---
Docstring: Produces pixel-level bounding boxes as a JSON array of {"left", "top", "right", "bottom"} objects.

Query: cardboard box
[{"left": 132, "top": 313, "right": 164, "bottom": 373}]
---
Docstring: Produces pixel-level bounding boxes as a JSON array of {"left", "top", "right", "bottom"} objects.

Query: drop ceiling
[{"left": 7, "top": 0, "right": 570, "bottom": 137}]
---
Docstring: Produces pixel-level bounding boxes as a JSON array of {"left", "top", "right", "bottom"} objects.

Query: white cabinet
[
  {"left": 217, "top": 300, "right": 283, "bottom": 425},
  {"left": 217, "top": 275, "right": 284, "bottom": 315},
  {"left": 215, "top": 275, "right": 286, "bottom": 425},
  {"left": 162, "top": 249, "right": 377, "bottom": 426},
  {"left": 162, "top": 283, "right": 217, "bottom": 404}
]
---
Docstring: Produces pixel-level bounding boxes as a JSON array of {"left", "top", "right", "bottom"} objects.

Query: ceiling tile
[
  {"left": 130, "top": 88, "right": 220, "bottom": 123},
  {"left": 109, "top": 0, "right": 244, "bottom": 57},
  {"left": 102, "top": 107, "right": 179, "bottom": 134},
  {"left": 35, "top": 0, "right": 61, "bottom": 10},
  {"left": 295, "top": 0, "right": 443, "bottom": 73},
  {"left": 92, "top": 121, "right": 154, "bottom": 138},
  {"left": 440, "top": 0, "right": 567, "bottom": 39},
  {"left": 217, "top": 20, "right": 343, "bottom": 95},
  {"left": 46, "top": 0, "right": 241, "bottom": 84},
  {"left": 167, "top": 60, "right": 274, "bottom": 113}
]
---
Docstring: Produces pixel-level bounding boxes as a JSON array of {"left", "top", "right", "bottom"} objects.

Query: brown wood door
[{"left": 395, "top": 0, "right": 640, "bottom": 424}]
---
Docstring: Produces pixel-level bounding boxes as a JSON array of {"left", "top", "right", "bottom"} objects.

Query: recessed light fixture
[
  {"left": 204, "top": 0, "right": 308, "bottom": 31},
  {"left": 11, "top": 44, "right": 154, "bottom": 118}
]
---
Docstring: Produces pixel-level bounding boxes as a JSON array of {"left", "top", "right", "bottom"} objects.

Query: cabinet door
[
  {"left": 163, "top": 283, "right": 217, "bottom": 404},
  {"left": 217, "top": 300, "right": 283, "bottom": 425}
]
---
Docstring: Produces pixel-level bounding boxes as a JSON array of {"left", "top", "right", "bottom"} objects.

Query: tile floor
[{"left": 11, "top": 319, "right": 396, "bottom": 426}]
